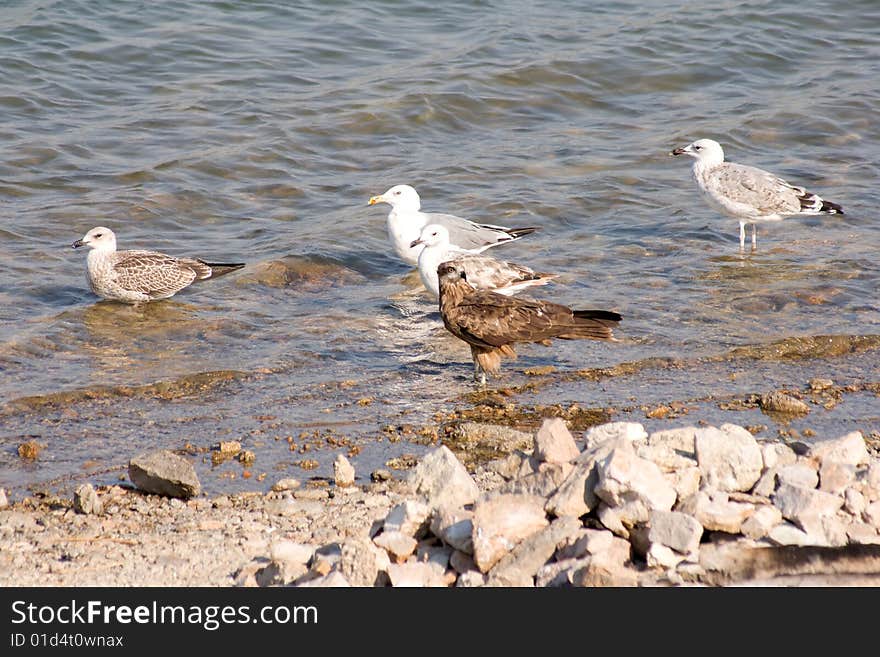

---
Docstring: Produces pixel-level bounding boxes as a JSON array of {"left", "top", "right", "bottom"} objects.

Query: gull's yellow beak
[{"left": 368, "top": 195, "right": 383, "bottom": 206}]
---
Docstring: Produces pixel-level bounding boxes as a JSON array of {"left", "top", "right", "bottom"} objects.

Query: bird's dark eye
[
  {"left": 693, "top": 145, "right": 702, "bottom": 151},
  {"left": 95, "top": 233, "right": 103, "bottom": 238},
  {"left": 393, "top": 190, "right": 401, "bottom": 195}
]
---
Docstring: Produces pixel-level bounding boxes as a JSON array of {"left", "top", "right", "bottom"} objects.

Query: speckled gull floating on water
[
  {"left": 368, "top": 184, "right": 540, "bottom": 266},
  {"left": 671, "top": 138, "right": 843, "bottom": 250},
  {"left": 410, "top": 223, "right": 557, "bottom": 299},
  {"left": 72, "top": 226, "right": 245, "bottom": 304}
]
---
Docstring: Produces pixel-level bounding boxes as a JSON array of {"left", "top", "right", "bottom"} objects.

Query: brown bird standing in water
[{"left": 437, "top": 261, "right": 622, "bottom": 384}]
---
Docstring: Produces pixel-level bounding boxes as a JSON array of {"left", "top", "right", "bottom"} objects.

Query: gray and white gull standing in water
[
  {"left": 671, "top": 138, "right": 843, "bottom": 250},
  {"left": 368, "top": 184, "right": 539, "bottom": 265},
  {"left": 410, "top": 223, "right": 557, "bottom": 299},
  {"left": 72, "top": 226, "right": 245, "bottom": 303}
]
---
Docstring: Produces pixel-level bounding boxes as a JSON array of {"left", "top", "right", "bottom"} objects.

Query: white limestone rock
[
  {"left": 647, "top": 426, "right": 698, "bottom": 456},
  {"left": 694, "top": 424, "right": 763, "bottom": 493},
  {"left": 333, "top": 454, "right": 356, "bottom": 487},
  {"left": 534, "top": 417, "right": 580, "bottom": 464},
  {"left": 648, "top": 510, "right": 703, "bottom": 555},
  {"left": 383, "top": 500, "right": 432, "bottom": 538},
  {"left": 776, "top": 462, "right": 819, "bottom": 489},
  {"left": 408, "top": 446, "right": 480, "bottom": 510},
  {"left": 471, "top": 494, "right": 549, "bottom": 572},
  {"left": 740, "top": 505, "right": 783, "bottom": 540},
  {"left": 808, "top": 432, "right": 869, "bottom": 468},
  {"left": 373, "top": 531, "right": 418, "bottom": 563},
  {"left": 594, "top": 446, "right": 677, "bottom": 511},
  {"left": 584, "top": 422, "right": 647, "bottom": 450}
]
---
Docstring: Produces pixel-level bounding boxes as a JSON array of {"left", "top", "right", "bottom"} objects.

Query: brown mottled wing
[
  {"left": 112, "top": 250, "right": 202, "bottom": 298},
  {"left": 451, "top": 292, "right": 566, "bottom": 348},
  {"left": 707, "top": 163, "right": 801, "bottom": 214}
]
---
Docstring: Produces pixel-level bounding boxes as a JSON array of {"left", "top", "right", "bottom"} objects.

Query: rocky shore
[{"left": 2, "top": 418, "right": 880, "bottom": 587}]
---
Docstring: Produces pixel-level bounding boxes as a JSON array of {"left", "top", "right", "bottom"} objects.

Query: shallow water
[{"left": 2, "top": 0, "right": 879, "bottom": 497}]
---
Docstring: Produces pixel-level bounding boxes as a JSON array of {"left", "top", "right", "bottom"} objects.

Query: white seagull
[
  {"left": 72, "top": 226, "right": 244, "bottom": 304},
  {"left": 368, "top": 184, "right": 539, "bottom": 265},
  {"left": 410, "top": 224, "right": 557, "bottom": 300},
  {"left": 671, "top": 138, "right": 843, "bottom": 250}
]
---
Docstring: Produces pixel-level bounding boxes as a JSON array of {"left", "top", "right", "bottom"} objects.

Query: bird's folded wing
[
  {"left": 113, "top": 252, "right": 198, "bottom": 296},
  {"left": 454, "top": 295, "right": 558, "bottom": 346},
  {"left": 708, "top": 163, "right": 800, "bottom": 214}
]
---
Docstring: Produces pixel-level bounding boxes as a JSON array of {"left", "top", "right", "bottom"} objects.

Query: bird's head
[
  {"left": 438, "top": 261, "right": 468, "bottom": 285},
  {"left": 670, "top": 138, "right": 724, "bottom": 165},
  {"left": 409, "top": 223, "right": 449, "bottom": 249},
  {"left": 72, "top": 226, "right": 117, "bottom": 252},
  {"left": 368, "top": 184, "right": 421, "bottom": 211}
]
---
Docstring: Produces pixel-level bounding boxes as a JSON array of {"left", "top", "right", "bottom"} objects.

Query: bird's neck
[{"left": 439, "top": 279, "right": 471, "bottom": 316}]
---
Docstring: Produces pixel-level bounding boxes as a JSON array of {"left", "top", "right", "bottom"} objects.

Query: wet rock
[
  {"left": 760, "top": 391, "right": 811, "bottom": 416},
  {"left": 339, "top": 536, "right": 391, "bottom": 587},
  {"left": 487, "top": 516, "right": 582, "bottom": 587},
  {"left": 808, "top": 378, "right": 834, "bottom": 391},
  {"left": 73, "top": 484, "right": 103, "bottom": 515},
  {"left": 594, "top": 446, "right": 677, "bottom": 512},
  {"left": 370, "top": 469, "right": 393, "bottom": 482},
  {"left": 533, "top": 418, "right": 580, "bottom": 464},
  {"left": 430, "top": 506, "right": 474, "bottom": 553},
  {"left": 449, "top": 422, "right": 533, "bottom": 460},
  {"left": 408, "top": 446, "right": 479, "bottom": 510},
  {"left": 584, "top": 422, "right": 647, "bottom": 450},
  {"left": 387, "top": 561, "right": 448, "bottom": 587},
  {"left": 128, "top": 450, "right": 201, "bottom": 499},
  {"left": 678, "top": 490, "right": 755, "bottom": 534},
  {"left": 334, "top": 454, "right": 356, "bottom": 488},
  {"left": 383, "top": 500, "right": 431, "bottom": 538},
  {"left": 740, "top": 505, "right": 783, "bottom": 540},
  {"left": 472, "top": 494, "right": 549, "bottom": 572},
  {"left": 545, "top": 462, "right": 598, "bottom": 518},
  {"left": 648, "top": 510, "right": 703, "bottom": 555},
  {"left": 694, "top": 424, "right": 762, "bottom": 492},
  {"left": 270, "top": 478, "right": 301, "bottom": 492},
  {"left": 819, "top": 461, "right": 855, "bottom": 494},
  {"left": 762, "top": 443, "right": 798, "bottom": 470},
  {"left": 647, "top": 426, "right": 698, "bottom": 456},
  {"left": 808, "top": 432, "right": 869, "bottom": 468},
  {"left": 777, "top": 462, "right": 819, "bottom": 489},
  {"left": 373, "top": 531, "right": 417, "bottom": 563},
  {"left": 773, "top": 483, "right": 844, "bottom": 535}
]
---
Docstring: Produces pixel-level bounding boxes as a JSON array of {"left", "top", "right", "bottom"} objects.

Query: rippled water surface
[{"left": 2, "top": 0, "right": 879, "bottom": 496}]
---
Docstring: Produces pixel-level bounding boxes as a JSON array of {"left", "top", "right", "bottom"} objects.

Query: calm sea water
[{"left": 2, "top": 0, "right": 879, "bottom": 497}]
